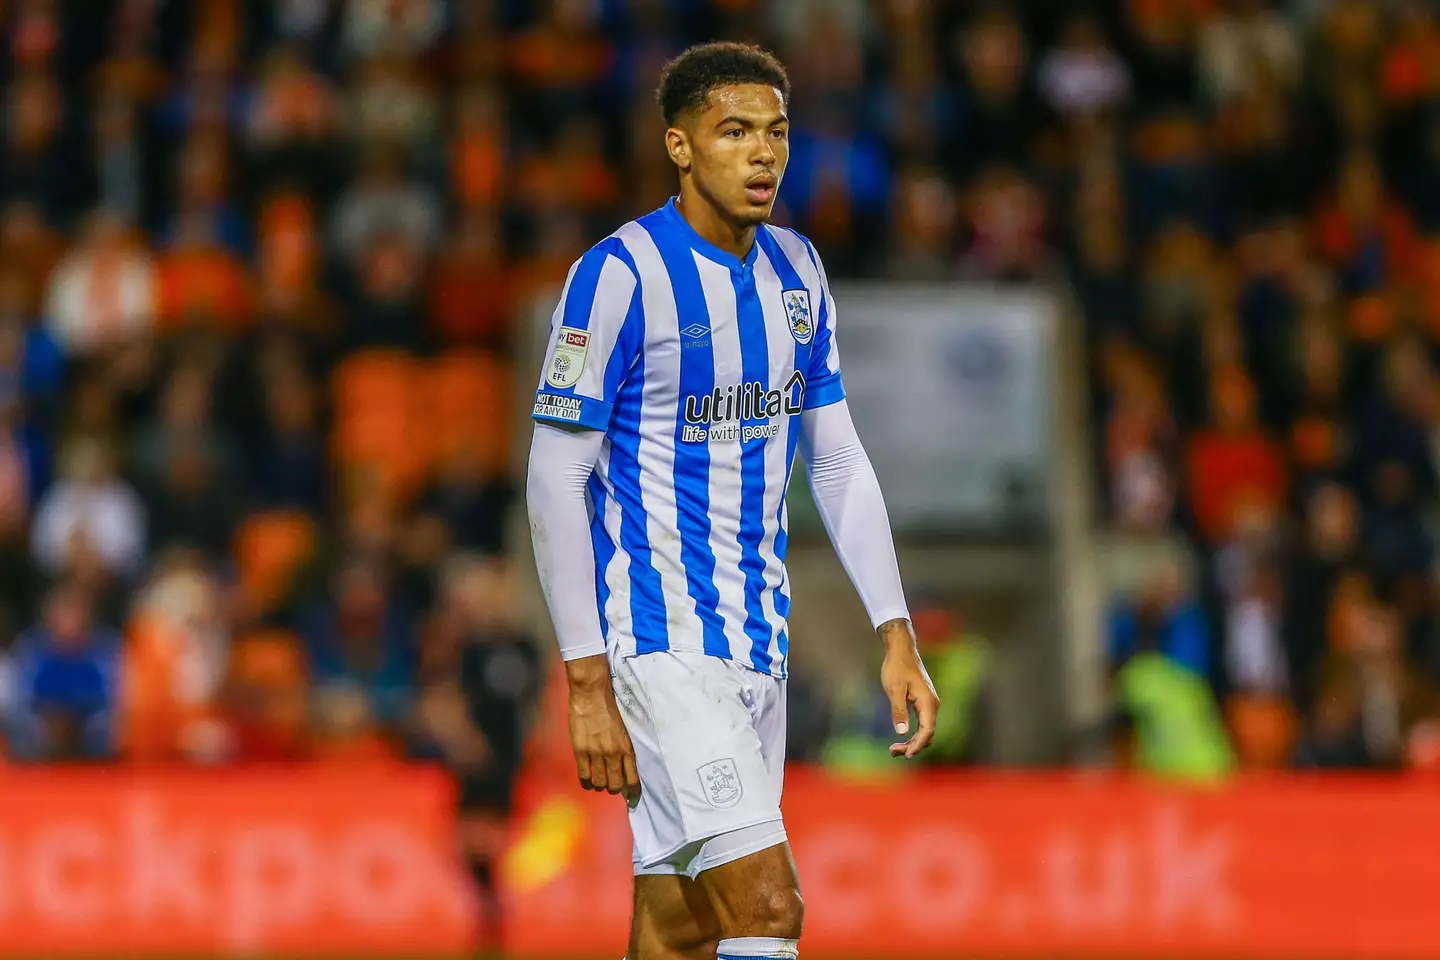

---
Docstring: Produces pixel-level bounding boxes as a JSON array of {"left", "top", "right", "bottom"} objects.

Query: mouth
[{"left": 745, "top": 176, "right": 777, "bottom": 204}]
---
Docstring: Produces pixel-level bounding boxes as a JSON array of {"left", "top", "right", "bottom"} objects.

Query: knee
[
  {"left": 746, "top": 885, "right": 804, "bottom": 939},
  {"left": 634, "top": 923, "right": 716, "bottom": 960}
]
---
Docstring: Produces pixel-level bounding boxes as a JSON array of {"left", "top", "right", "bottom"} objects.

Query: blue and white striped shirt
[{"left": 532, "top": 198, "right": 845, "bottom": 678}]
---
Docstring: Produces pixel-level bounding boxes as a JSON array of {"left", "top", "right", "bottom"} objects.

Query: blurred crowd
[{"left": 6, "top": 0, "right": 1440, "bottom": 789}]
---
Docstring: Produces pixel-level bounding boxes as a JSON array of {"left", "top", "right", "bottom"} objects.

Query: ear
[{"left": 665, "top": 126, "right": 691, "bottom": 172}]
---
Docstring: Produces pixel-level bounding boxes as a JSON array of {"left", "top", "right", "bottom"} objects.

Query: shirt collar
[{"left": 661, "top": 196, "right": 760, "bottom": 272}]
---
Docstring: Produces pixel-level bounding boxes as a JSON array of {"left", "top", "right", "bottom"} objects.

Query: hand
[
  {"left": 565, "top": 655, "right": 641, "bottom": 801},
  {"left": 878, "top": 619, "right": 939, "bottom": 758}
]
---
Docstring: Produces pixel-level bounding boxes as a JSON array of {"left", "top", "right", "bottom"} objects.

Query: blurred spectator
[
  {"left": 1102, "top": 344, "right": 1180, "bottom": 531},
  {"left": 1038, "top": 15, "right": 1132, "bottom": 122},
  {"left": 302, "top": 555, "right": 416, "bottom": 730},
  {"left": 449, "top": 85, "right": 507, "bottom": 212},
  {"left": 912, "top": 603, "right": 993, "bottom": 765},
  {"left": 119, "top": 554, "right": 231, "bottom": 763},
  {"left": 1109, "top": 554, "right": 1210, "bottom": 677},
  {"left": 224, "top": 628, "right": 309, "bottom": 760},
  {"left": 1112, "top": 627, "right": 1237, "bottom": 782},
  {"left": 140, "top": 448, "right": 242, "bottom": 563},
  {"left": 0, "top": 201, "right": 65, "bottom": 316},
  {"left": 1121, "top": 0, "right": 1206, "bottom": 107},
  {"left": 1, "top": 72, "right": 81, "bottom": 227},
  {"left": 341, "top": 0, "right": 444, "bottom": 60},
  {"left": 415, "top": 442, "right": 513, "bottom": 558},
  {"left": 1297, "top": 572, "right": 1423, "bottom": 768},
  {"left": 506, "top": 0, "right": 615, "bottom": 133},
  {"left": 0, "top": 395, "right": 40, "bottom": 646},
  {"left": 1315, "top": 153, "right": 1419, "bottom": 295},
  {"left": 330, "top": 147, "right": 440, "bottom": 266},
  {"left": 1222, "top": 543, "right": 1289, "bottom": 698},
  {"left": 884, "top": 166, "right": 959, "bottom": 281},
  {"left": 245, "top": 44, "right": 338, "bottom": 195},
  {"left": 165, "top": 132, "right": 249, "bottom": 257},
  {"left": 515, "top": 118, "right": 618, "bottom": 218},
  {"left": 1197, "top": 0, "right": 1302, "bottom": 104},
  {"left": 5, "top": 580, "right": 120, "bottom": 761},
  {"left": 344, "top": 53, "right": 441, "bottom": 156},
  {"left": 958, "top": 163, "right": 1049, "bottom": 281},
  {"left": 86, "top": 95, "right": 153, "bottom": 230},
  {"left": 43, "top": 211, "right": 156, "bottom": 356},
  {"left": 952, "top": 7, "right": 1034, "bottom": 179},
  {"left": 31, "top": 438, "right": 146, "bottom": 583},
  {"left": 1128, "top": 109, "right": 1220, "bottom": 241},
  {"left": 412, "top": 554, "right": 540, "bottom": 948},
  {"left": 341, "top": 231, "right": 433, "bottom": 354},
  {"left": 430, "top": 210, "right": 512, "bottom": 348},
  {"left": 311, "top": 679, "right": 394, "bottom": 760},
  {"left": 869, "top": 35, "right": 955, "bottom": 166},
  {"left": 251, "top": 358, "right": 327, "bottom": 513},
  {"left": 1186, "top": 364, "right": 1286, "bottom": 543}
]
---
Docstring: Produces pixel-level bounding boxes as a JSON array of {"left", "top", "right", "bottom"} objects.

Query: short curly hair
[{"left": 656, "top": 42, "right": 790, "bottom": 127}]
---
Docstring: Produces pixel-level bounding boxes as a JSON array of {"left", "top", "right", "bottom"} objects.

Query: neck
[{"left": 676, "top": 182, "right": 756, "bottom": 260}]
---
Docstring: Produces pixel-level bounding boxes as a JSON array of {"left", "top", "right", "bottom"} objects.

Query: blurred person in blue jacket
[
  {"left": 6, "top": 579, "right": 120, "bottom": 760},
  {"left": 1109, "top": 553, "right": 1210, "bottom": 677},
  {"left": 302, "top": 554, "right": 415, "bottom": 732}
]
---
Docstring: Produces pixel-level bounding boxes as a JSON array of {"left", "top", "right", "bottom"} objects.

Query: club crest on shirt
[
  {"left": 697, "top": 758, "right": 742, "bottom": 808},
  {"left": 782, "top": 289, "right": 814, "bottom": 345},
  {"left": 547, "top": 326, "right": 589, "bottom": 388}
]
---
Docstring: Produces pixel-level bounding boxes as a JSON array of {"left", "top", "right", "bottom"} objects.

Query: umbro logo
[{"left": 680, "top": 323, "right": 711, "bottom": 339}]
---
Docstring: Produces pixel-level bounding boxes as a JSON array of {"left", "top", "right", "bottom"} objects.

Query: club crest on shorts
[
  {"left": 547, "top": 326, "right": 590, "bottom": 388},
  {"left": 782, "top": 289, "right": 814, "bottom": 345},
  {"left": 697, "top": 758, "right": 742, "bottom": 808}
]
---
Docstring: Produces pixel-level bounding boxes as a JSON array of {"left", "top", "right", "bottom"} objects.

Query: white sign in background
[{"left": 791, "top": 285, "right": 1057, "bottom": 535}]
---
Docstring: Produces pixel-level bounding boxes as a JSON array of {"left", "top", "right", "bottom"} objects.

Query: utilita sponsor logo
[{"left": 681, "top": 372, "right": 805, "bottom": 445}]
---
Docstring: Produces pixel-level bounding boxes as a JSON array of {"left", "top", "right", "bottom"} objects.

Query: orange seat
[
  {"left": 156, "top": 246, "right": 254, "bottom": 331},
  {"left": 1227, "top": 694, "right": 1298, "bottom": 770},
  {"left": 233, "top": 510, "right": 318, "bottom": 615},
  {"left": 331, "top": 351, "right": 427, "bottom": 499},
  {"left": 332, "top": 350, "right": 416, "bottom": 409},
  {"left": 426, "top": 350, "right": 513, "bottom": 474}
]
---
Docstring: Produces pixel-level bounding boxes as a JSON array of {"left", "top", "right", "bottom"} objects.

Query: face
[{"left": 668, "top": 83, "right": 789, "bottom": 227}]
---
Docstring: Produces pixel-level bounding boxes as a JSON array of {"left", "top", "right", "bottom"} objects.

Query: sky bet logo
[{"left": 681, "top": 372, "right": 805, "bottom": 443}]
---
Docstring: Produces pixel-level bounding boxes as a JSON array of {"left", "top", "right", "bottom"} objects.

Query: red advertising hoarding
[
  {"left": 504, "top": 769, "right": 1440, "bottom": 959},
  {"left": 0, "top": 765, "right": 1436, "bottom": 958}
]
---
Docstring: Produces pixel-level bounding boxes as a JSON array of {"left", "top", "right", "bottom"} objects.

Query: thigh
[
  {"left": 695, "top": 842, "right": 803, "bottom": 937},
  {"left": 630, "top": 874, "right": 720, "bottom": 960}
]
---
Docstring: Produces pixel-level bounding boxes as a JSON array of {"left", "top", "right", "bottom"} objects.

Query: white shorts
[{"left": 610, "top": 649, "right": 788, "bottom": 879}]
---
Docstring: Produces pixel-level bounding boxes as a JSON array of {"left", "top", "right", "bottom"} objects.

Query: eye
[
  {"left": 771, "top": 127, "right": 788, "bottom": 140},
  {"left": 725, "top": 128, "right": 744, "bottom": 139}
]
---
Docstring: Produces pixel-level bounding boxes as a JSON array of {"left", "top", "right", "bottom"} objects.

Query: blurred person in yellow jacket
[{"left": 824, "top": 601, "right": 990, "bottom": 776}]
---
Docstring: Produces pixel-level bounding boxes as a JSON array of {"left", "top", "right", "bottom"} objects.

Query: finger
[
  {"left": 888, "top": 741, "right": 907, "bottom": 757},
  {"left": 888, "top": 686, "right": 910, "bottom": 736},
  {"left": 622, "top": 747, "right": 642, "bottom": 801},
  {"left": 603, "top": 749, "right": 625, "bottom": 795},
  {"left": 577, "top": 752, "right": 595, "bottom": 790},
  {"left": 905, "top": 691, "right": 940, "bottom": 758}
]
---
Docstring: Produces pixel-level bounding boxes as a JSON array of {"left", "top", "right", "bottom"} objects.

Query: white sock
[{"left": 717, "top": 937, "right": 798, "bottom": 959}]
